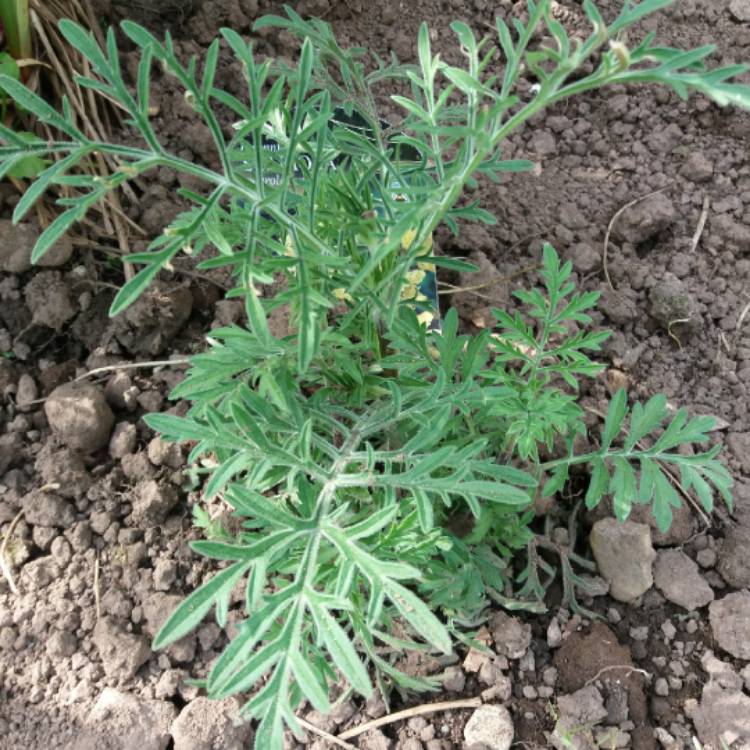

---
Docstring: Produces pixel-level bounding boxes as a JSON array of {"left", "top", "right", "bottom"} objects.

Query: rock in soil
[
  {"left": 611, "top": 192, "right": 676, "bottom": 245},
  {"left": 112, "top": 281, "right": 193, "bottom": 355},
  {"left": 22, "top": 489, "right": 76, "bottom": 528},
  {"left": 171, "top": 696, "right": 253, "bottom": 750},
  {"left": 589, "top": 519, "right": 655, "bottom": 602},
  {"left": 553, "top": 623, "right": 649, "bottom": 738},
  {"left": 69, "top": 688, "right": 175, "bottom": 750},
  {"left": 686, "top": 682, "right": 750, "bottom": 749},
  {"left": 730, "top": 0, "right": 750, "bottom": 22},
  {"left": 44, "top": 383, "right": 115, "bottom": 453},
  {"left": 556, "top": 685, "right": 608, "bottom": 726},
  {"left": 648, "top": 272, "right": 698, "bottom": 333},
  {"left": 93, "top": 617, "right": 151, "bottom": 681},
  {"left": 489, "top": 611, "right": 531, "bottom": 659},
  {"left": 716, "top": 524, "right": 750, "bottom": 588},
  {"left": 131, "top": 480, "right": 180, "bottom": 527},
  {"left": 653, "top": 549, "right": 714, "bottom": 610},
  {"left": 709, "top": 591, "right": 750, "bottom": 660},
  {"left": 463, "top": 704, "right": 514, "bottom": 750},
  {"left": 0, "top": 219, "right": 73, "bottom": 273},
  {"left": 24, "top": 270, "right": 77, "bottom": 330}
]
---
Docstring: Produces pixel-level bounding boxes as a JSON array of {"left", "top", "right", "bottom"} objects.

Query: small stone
[
  {"left": 0, "top": 219, "right": 73, "bottom": 273},
  {"left": 680, "top": 152, "right": 714, "bottom": 183},
  {"left": 16, "top": 374, "right": 38, "bottom": 407},
  {"left": 696, "top": 547, "right": 717, "bottom": 569},
  {"left": 154, "top": 669, "right": 184, "bottom": 699},
  {"left": 653, "top": 549, "right": 714, "bottom": 610},
  {"left": 45, "top": 383, "right": 115, "bottom": 452},
  {"left": 711, "top": 214, "right": 750, "bottom": 252},
  {"left": 709, "top": 591, "right": 750, "bottom": 660},
  {"left": 629, "top": 625, "right": 649, "bottom": 641},
  {"left": 547, "top": 618, "right": 563, "bottom": 648},
  {"left": 93, "top": 617, "right": 150, "bottom": 681},
  {"left": 442, "top": 665, "right": 466, "bottom": 692},
  {"left": 542, "top": 666, "right": 558, "bottom": 687},
  {"left": 556, "top": 685, "right": 608, "bottom": 725},
  {"left": 717, "top": 525, "right": 750, "bottom": 588},
  {"left": 72, "top": 688, "right": 175, "bottom": 750},
  {"left": 687, "top": 682, "right": 750, "bottom": 748},
  {"left": 612, "top": 192, "right": 676, "bottom": 245},
  {"left": 463, "top": 705, "right": 514, "bottom": 750},
  {"left": 171, "top": 696, "right": 252, "bottom": 750},
  {"left": 730, "top": 0, "right": 750, "bottom": 23},
  {"left": 22, "top": 490, "right": 75, "bottom": 528},
  {"left": 590, "top": 519, "right": 655, "bottom": 603},
  {"left": 153, "top": 559, "right": 177, "bottom": 591},
  {"left": 661, "top": 621, "right": 677, "bottom": 640},
  {"left": 649, "top": 272, "right": 697, "bottom": 332},
  {"left": 109, "top": 422, "right": 137, "bottom": 460},
  {"left": 105, "top": 371, "right": 139, "bottom": 412},
  {"left": 566, "top": 242, "right": 600, "bottom": 273},
  {"left": 131, "top": 480, "right": 179, "bottom": 527},
  {"left": 655, "top": 678, "right": 669, "bottom": 697},
  {"left": 47, "top": 629, "right": 77, "bottom": 658},
  {"left": 490, "top": 611, "right": 531, "bottom": 659},
  {"left": 607, "top": 607, "right": 622, "bottom": 624},
  {"left": 655, "top": 728, "right": 676, "bottom": 748},
  {"left": 25, "top": 271, "right": 76, "bottom": 330},
  {"left": 522, "top": 685, "right": 538, "bottom": 699},
  {"left": 147, "top": 437, "right": 183, "bottom": 468}
]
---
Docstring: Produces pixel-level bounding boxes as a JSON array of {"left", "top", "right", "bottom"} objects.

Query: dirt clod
[
  {"left": 93, "top": 617, "right": 151, "bottom": 682},
  {"left": 171, "top": 696, "right": 253, "bottom": 750},
  {"left": 22, "top": 489, "right": 76, "bottom": 528},
  {"left": 0, "top": 220, "right": 73, "bottom": 273},
  {"left": 24, "top": 271, "right": 76, "bottom": 330},
  {"left": 70, "top": 688, "right": 175, "bottom": 750},
  {"left": 44, "top": 383, "right": 115, "bottom": 453},
  {"left": 653, "top": 549, "right": 714, "bottom": 610},
  {"left": 709, "top": 591, "right": 750, "bottom": 660}
]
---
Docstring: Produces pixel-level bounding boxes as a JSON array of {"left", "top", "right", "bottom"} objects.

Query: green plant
[
  {"left": 0, "top": 0, "right": 31, "bottom": 62},
  {"left": 0, "top": 1, "right": 740, "bottom": 746}
]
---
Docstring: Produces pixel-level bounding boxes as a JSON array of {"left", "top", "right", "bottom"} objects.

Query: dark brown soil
[{"left": 2, "top": 1, "right": 750, "bottom": 749}]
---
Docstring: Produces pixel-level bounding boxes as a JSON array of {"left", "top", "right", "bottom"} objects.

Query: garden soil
[{"left": 2, "top": 1, "right": 750, "bottom": 748}]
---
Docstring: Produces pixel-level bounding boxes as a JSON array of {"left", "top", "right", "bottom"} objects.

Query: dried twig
[
  {"left": 438, "top": 263, "right": 541, "bottom": 298},
  {"left": 297, "top": 719, "right": 358, "bottom": 750},
  {"left": 688, "top": 195, "right": 710, "bottom": 254},
  {"left": 338, "top": 698, "right": 482, "bottom": 741},
  {"left": 19, "top": 358, "right": 192, "bottom": 407},
  {"left": 94, "top": 554, "right": 101, "bottom": 622},
  {"left": 736, "top": 298, "right": 750, "bottom": 333},
  {"left": 602, "top": 187, "right": 670, "bottom": 291},
  {"left": 0, "top": 510, "right": 25, "bottom": 595}
]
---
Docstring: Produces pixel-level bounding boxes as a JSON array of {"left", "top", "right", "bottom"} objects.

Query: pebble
[
  {"left": 630, "top": 626, "right": 649, "bottom": 641},
  {"left": 653, "top": 549, "right": 714, "bottom": 610},
  {"left": 463, "top": 705, "right": 514, "bottom": 750},
  {"left": 547, "top": 618, "right": 563, "bottom": 648},
  {"left": 709, "top": 591, "right": 750, "bottom": 660},
  {"left": 696, "top": 547, "right": 717, "bottom": 569},
  {"left": 730, "top": 0, "right": 750, "bottom": 22},
  {"left": 590, "top": 519, "right": 655, "bottom": 602},
  {"left": 44, "top": 383, "right": 114, "bottom": 453},
  {"left": 661, "top": 621, "right": 677, "bottom": 640},
  {"left": 655, "top": 678, "right": 669, "bottom": 697}
]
